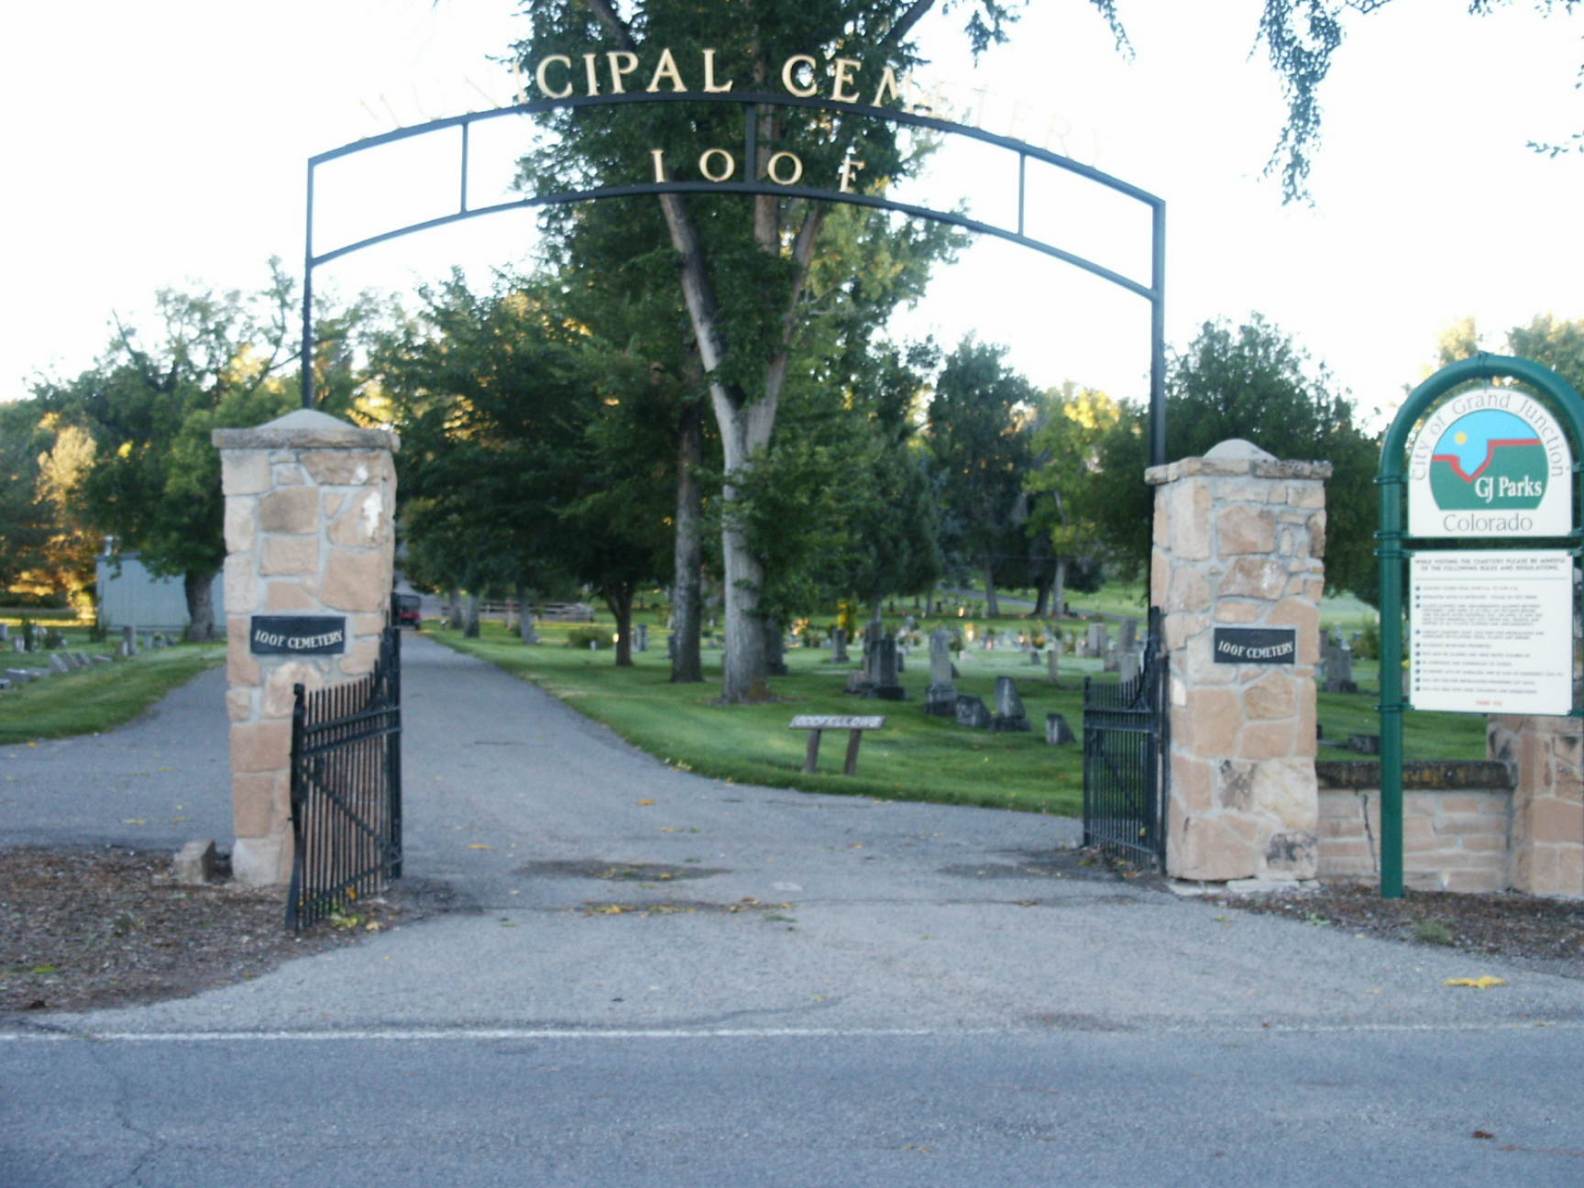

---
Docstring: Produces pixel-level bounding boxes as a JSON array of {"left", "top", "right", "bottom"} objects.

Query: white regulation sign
[{"left": 1409, "top": 550, "right": 1576, "bottom": 716}]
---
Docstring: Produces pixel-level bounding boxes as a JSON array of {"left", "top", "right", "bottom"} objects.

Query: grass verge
[{"left": 0, "top": 645, "right": 224, "bottom": 744}]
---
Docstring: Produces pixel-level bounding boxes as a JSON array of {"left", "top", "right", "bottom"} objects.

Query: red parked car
[{"left": 394, "top": 593, "right": 422, "bottom": 629}]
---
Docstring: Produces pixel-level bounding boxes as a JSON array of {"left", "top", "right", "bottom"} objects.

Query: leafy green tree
[
  {"left": 34, "top": 264, "right": 302, "bottom": 638},
  {"left": 1024, "top": 383, "right": 1122, "bottom": 616},
  {"left": 1507, "top": 315, "right": 1584, "bottom": 392},
  {"left": 0, "top": 401, "right": 53, "bottom": 594},
  {"left": 1085, "top": 315, "right": 1379, "bottom": 600},
  {"left": 927, "top": 337, "right": 1039, "bottom": 617},
  {"left": 373, "top": 276, "right": 587, "bottom": 637},
  {"left": 511, "top": 0, "right": 1094, "bottom": 700}
]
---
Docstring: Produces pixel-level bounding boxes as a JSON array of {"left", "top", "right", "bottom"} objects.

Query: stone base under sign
[{"left": 214, "top": 410, "right": 398, "bottom": 886}]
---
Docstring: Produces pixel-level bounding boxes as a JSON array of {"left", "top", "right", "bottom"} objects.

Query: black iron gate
[
  {"left": 1082, "top": 610, "right": 1168, "bottom": 868},
  {"left": 287, "top": 625, "right": 403, "bottom": 930}
]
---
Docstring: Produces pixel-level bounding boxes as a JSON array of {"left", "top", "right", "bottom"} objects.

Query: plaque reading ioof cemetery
[
  {"left": 1212, "top": 627, "right": 1296, "bottom": 665},
  {"left": 1409, "top": 550, "right": 1574, "bottom": 715},
  {"left": 1405, "top": 387, "right": 1573, "bottom": 539},
  {"left": 249, "top": 615, "right": 348, "bottom": 656}
]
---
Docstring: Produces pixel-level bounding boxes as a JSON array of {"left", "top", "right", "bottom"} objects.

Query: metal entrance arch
[
  {"left": 299, "top": 88, "right": 1167, "bottom": 466},
  {"left": 301, "top": 88, "right": 1171, "bottom": 862}
]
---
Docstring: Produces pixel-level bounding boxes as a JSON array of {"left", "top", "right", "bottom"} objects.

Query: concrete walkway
[{"left": 12, "top": 632, "right": 1582, "bottom": 1037}]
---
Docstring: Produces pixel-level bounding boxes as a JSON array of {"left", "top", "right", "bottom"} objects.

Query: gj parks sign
[{"left": 1406, "top": 387, "right": 1573, "bottom": 537}]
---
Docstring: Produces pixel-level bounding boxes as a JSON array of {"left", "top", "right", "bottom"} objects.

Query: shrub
[
  {"left": 1354, "top": 618, "right": 1381, "bottom": 661},
  {"left": 566, "top": 626, "right": 608, "bottom": 650}
]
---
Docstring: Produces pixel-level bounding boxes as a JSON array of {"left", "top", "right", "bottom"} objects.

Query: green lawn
[
  {"left": 0, "top": 644, "right": 224, "bottom": 744},
  {"left": 429, "top": 607, "right": 1489, "bottom": 816}
]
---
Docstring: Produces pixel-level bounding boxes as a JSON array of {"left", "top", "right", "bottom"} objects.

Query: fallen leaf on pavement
[{"left": 1445, "top": 976, "right": 1506, "bottom": 989}]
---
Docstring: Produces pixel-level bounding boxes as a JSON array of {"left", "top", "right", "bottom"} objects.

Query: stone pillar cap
[
  {"left": 213, "top": 408, "right": 398, "bottom": 453},
  {"left": 1205, "top": 438, "right": 1275, "bottom": 462}
]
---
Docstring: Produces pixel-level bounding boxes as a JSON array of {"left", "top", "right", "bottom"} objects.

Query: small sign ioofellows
[
  {"left": 249, "top": 615, "right": 348, "bottom": 656},
  {"left": 1212, "top": 627, "right": 1297, "bottom": 665}
]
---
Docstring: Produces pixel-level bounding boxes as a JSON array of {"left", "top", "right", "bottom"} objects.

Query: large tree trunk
[
  {"left": 1031, "top": 570, "right": 1052, "bottom": 618},
  {"left": 183, "top": 568, "right": 217, "bottom": 641},
  {"left": 447, "top": 587, "right": 463, "bottom": 631},
  {"left": 671, "top": 398, "right": 704, "bottom": 683},
  {"left": 982, "top": 559, "right": 1001, "bottom": 619},
  {"left": 606, "top": 586, "right": 634, "bottom": 668},
  {"left": 463, "top": 591, "right": 480, "bottom": 638},
  {"left": 515, "top": 581, "right": 539, "bottom": 644},
  {"left": 1052, "top": 558, "right": 1068, "bottom": 619}
]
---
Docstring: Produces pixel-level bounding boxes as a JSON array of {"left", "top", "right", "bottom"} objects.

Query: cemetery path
[
  {"left": 0, "top": 665, "right": 232, "bottom": 851},
  {"left": 25, "top": 631, "right": 1584, "bottom": 1038}
]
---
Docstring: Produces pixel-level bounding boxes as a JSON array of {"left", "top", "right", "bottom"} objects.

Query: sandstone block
[
  {"left": 224, "top": 497, "right": 257, "bottom": 553},
  {"left": 258, "top": 486, "right": 319, "bottom": 534},
  {"left": 303, "top": 449, "right": 390, "bottom": 486},
  {"left": 173, "top": 840, "right": 218, "bottom": 886},
  {"left": 231, "top": 771, "right": 288, "bottom": 837},
  {"left": 1262, "top": 830, "right": 1317, "bottom": 878},
  {"left": 265, "top": 579, "right": 320, "bottom": 612},
  {"left": 1220, "top": 557, "right": 1287, "bottom": 600},
  {"left": 224, "top": 553, "right": 259, "bottom": 615},
  {"left": 227, "top": 621, "right": 260, "bottom": 685},
  {"left": 1170, "top": 813, "right": 1260, "bottom": 881},
  {"left": 1167, "top": 480, "right": 1213, "bottom": 560},
  {"left": 230, "top": 720, "right": 292, "bottom": 774},
  {"left": 263, "top": 661, "right": 327, "bottom": 719},
  {"left": 322, "top": 550, "right": 389, "bottom": 613},
  {"left": 1172, "top": 756, "right": 1216, "bottom": 814},
  {"left": 327, "top": 488, "right": 390, "bottom": 548},
  {"left": 1179, "top": 687, "right": 1241, "bottom": 756},
  {"left": 225, "top": 686, "right": 255, "bottom": 723},
  {"left": 1245, "top": 674, "right": 1296, "bottom": 721},
  {"left": 261, "top": 534, "right": 320, "bottom": 577},
  {"left": 231, "top": 833, "right": 290, "bottom": 888},
  {"left": 1216, "top": 505, "right": 1277, "bottom": 555},
  {"left": 1287, "top": 481, "right": 1325, "bottom": 509},
  {"left": 1242, "top": 720, "right": 1297, "bottom": 760},
  {"left": 271, "top": 463, "right": 309, "bottom": 486},
  {"left": 1529, "top": 796, "right": 1584, "bottom": 844},
  {"left": 220, "top": 450, "right": 271, "bottom": 496},
  {"left": 1215, "top": 600, "right": 1265, "bottom": 624}
]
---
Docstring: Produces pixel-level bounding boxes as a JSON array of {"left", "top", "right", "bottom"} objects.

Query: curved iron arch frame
[{"left": 301, "top": 89, "right": 1167, "bottom": 465}]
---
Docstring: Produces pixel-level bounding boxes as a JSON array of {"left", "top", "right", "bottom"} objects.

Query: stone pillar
[
  {"left": 1488, "top": 715, "right": 1584, "bottom": 897},
  {"left": 1148, "top": 439, "right": 1330, "bottom": 883},
  {"left": 212, "top": 410, "right": 399, "bottom": 886}
]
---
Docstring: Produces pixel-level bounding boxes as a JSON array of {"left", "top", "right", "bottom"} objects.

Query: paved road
[{"left": 4, "top": 634, "right": 1584, "bottom": 1184}]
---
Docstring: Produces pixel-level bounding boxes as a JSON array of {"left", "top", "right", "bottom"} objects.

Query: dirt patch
[
  {"left": 580, "top": 896, "right": 794, "bottom": 918},
  {"left": 0, "top": 846, "right": 428, "bottom": 1015},
  {"left": 518, "top": 859, "right": 727, "bottom": 882},
  {"left": 1212, "top": 882, "right": 1584, "bottom": 976}
]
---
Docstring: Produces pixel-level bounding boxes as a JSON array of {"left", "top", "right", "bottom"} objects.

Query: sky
[{"left": 2, "top": 0, "right": 1581, "bottom": 427}]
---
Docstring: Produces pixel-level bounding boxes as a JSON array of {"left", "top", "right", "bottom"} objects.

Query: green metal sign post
[{"left": 1376, "top": 354, "right": 1584, "bottom": 898}]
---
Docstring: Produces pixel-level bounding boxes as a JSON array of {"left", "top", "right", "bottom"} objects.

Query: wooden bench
[{"left": 789, "top": 714, "right": 885, "bottom": 776}]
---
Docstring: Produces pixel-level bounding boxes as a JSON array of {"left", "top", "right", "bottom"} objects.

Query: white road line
[{"left": 2, "top": 1020, "right": 1582, "bottom": 1043}]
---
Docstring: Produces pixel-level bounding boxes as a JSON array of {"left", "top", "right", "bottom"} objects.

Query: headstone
[
  {"left": 831, "top": 627, "right": 850, "bottom": 664},
  {"left": 1323, "top": 631, "right": 1357, "bottom": 694},
  {"left": 1119, "top": 617, "right": 1139, "bottom": 653},
  {"left": 49, "top": 653, "right": 70, "bottom": 674},
  {"left": 635, "top": 624, "right": 649, "bottom": 653},
  {"left": 90, "top": 654, "right": 112, "bottom": 665},
  {"left": 667, "top": 633, "right": 678, "bottom": 661},
  {"left": 13, "top": 638, "right": 26, "bottom": 653},
  {"left": 0, "top": 624, "right": 8, "bottom": 643},
  {"left": 122, "top": 626, "right": 136, "bottom": 656},
  {"left": 1085, "top": 623, "right": 1106, "bottom": 658},
  {"left": 6, "top": 668, "right": 37, "bottom": 684},
  {"left": 991, "top": 676, "right": 1031, "bottom": 732},
  {"left": 844, "top": 670, "right": 870, "bottom": 695},
  {"left": 1103, "top": 642, "right": 1120, "bottom": 673},
  {"left": 1027, "top": 647, "right": 1040, "bottom": 665},
  {"left": 118, "top": 640, "right": 133, "bottom": 658},
  {"left": 1045, "top": 712, "right": 1077, "bottom": 745},
  {"left": 867, "top": 636, "right": 905, "bottom": 701},
  {"left": 71, "top": 652, "right": 90, "bottom": 670},
  {"left": 1046, "top": 648, "right": 1060, "bottom": 684},
  {"left": 0, "top": 678, "right": 9, "bottom": 692},
  {"left": 1118, "top": 648, "right": 1142, "bottom": 687},
  {"left": 925, "top": 628, "right": 957, "bottom": 716},
  {"left": 954, "top": 694, "right": 992, "bottom": 729}
]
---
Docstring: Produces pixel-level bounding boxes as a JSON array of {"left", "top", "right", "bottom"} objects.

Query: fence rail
[{"left": 287, "top": 626, "right": 402, "bottom": 930}]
